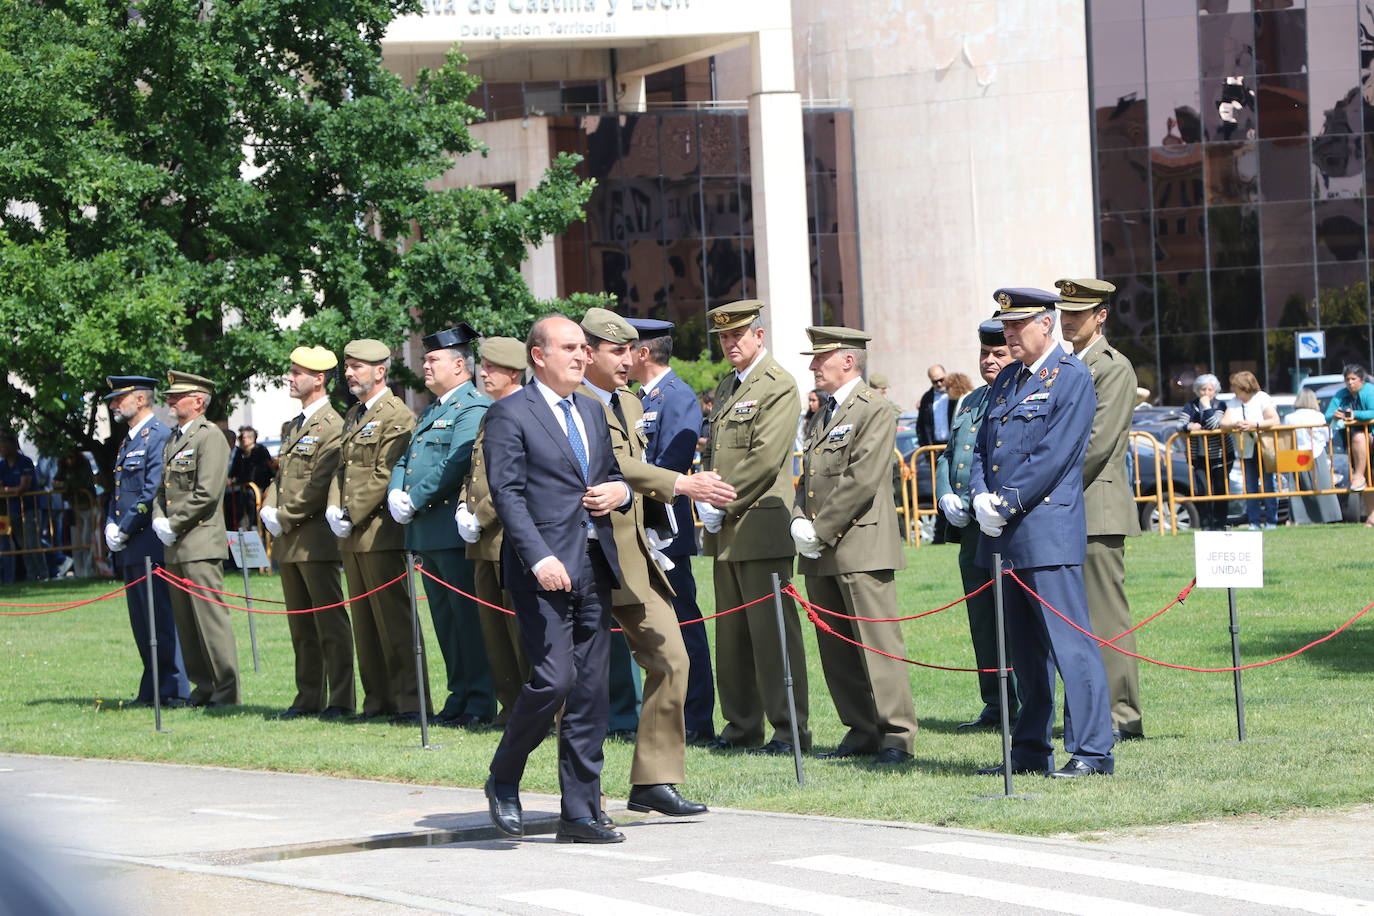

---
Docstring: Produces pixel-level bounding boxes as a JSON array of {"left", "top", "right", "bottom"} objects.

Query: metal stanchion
[
  {"left": 980, "top": 555, "right": 1029, "bottom": 800},
  {"left": 407, "top": 553, "right": 437, "bottom": 750},
  {"left": 1227, "top": 587, "right": 1246, "bottom": 742},
  {"left": 145, "top": 557, "right": 169, "bottom": 734},
  {"left": 238, "top": 525, "right": 261, "bottom": 673},
  {"left": 770, "top": 573, "right": 804, "bottom": 787}
]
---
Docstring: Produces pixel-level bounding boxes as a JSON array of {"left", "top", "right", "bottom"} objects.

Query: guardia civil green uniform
[{"left": 1057, "top": 278, "right": 1143, "bottom": 739}]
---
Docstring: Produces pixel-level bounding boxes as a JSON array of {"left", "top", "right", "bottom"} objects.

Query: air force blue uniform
[
  {"left": 107, "top": 412, "right": 189, "bottom": 703},
  {"left": 970, "top": 343, "right": 1115, "bottom": 772}
]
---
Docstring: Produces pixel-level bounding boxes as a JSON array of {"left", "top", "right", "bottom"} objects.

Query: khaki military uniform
[
  {"left": 703, "top": 352, "right": 810, "bottom": 749},
  {"left": 267, "top": 405, "right": 354, "bottom": 713},
  {"left": 794, "top": 383, "right": 918, "bottom": 753},
  {"left": 1080, "top": 338, "right": 1143, "bottom": 736},
  {"left": 461, "top": 418, "right": 527, "bottom": 725},
  {"left": 580, "top": 382, "right": 691, "bottom": 785},
  {"left": 154, "top": 416, "right": 239, "bottom": 705},
  {"left": 328, "top": 392, "right": 428, "bottom": 717}
]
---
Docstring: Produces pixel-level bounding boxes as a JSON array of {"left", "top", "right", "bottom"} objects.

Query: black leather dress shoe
[
  {"left": 318, "top": 706, "right": 350, "bottom": 721},
  {"left": 684, "top": 729, "right": 716, "bottom": 746},
  {"left": 747, "top": 740, "right": 795, "bottom": 757},
  {"left": 957, "top": 715, "right": 1001, "bottom": 730},
  {"left": 1114, "top": 728, "right": 1145, "bottom": 741},
  {"left": 160, "top": 697, "right": 191, "bottom": 709},
  {"left": 704, "top": 736, "right": 739, "bottom": 751},
  {"left": 274, "top": 706, "right": 311, "bottom": 720},
  {"left": 976, "top": 762, "right": 1047, "bottom": 776},
  {"left": 607, "top": 728, "right": 638, "bottom": 741},
  {"left": 485, "top": 777, "right": 523, "bottom": 838},
  {"left": 816, "top": 744, "right": 869, "bottom": 760},
  {"left": 387, "top": 712, "right": 421, "bottom": 726},
  {"left": 1050, "top": 757, "right": 1113, "bottom": 779},
  {"left": 595, "top": 811, "right": 616, "bottom": 828},
  {"left": 627, "top": 784, "right": 709, "bottom": 817},
  {"left": 872, "top": 748, "right": 914, "bottom": 766},
  {"left": 556, "top": 817, "right": 625, "bottom": 844}
]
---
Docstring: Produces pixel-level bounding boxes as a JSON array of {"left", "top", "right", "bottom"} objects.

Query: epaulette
[
  {"left": 856, "top": 387, "right": 873, "bottom": 401},
  {"left": 764, "top": 365, "right": 781, "bottom": 380}
]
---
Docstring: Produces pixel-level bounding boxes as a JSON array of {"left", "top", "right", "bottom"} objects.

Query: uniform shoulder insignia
[
  {"left": 140, "top": 428, "right": 150, "bottom": 438},
  {"left": 764, "top": 366, "right": 780, "bottom": 380}
]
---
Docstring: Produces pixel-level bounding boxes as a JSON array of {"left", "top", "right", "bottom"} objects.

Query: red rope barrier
[
  {"left": 793, "top": 579, "right": 994, "bottom": 624},
  {"left": 0, "top": 576, "right": 146, "bottom": 616},
  {"left": 152, "top": 578, "right": 287, "bottom": 604},
  {"left": 1005, "top": 569, "right": 1373, "bottom": 673},
  {"left": 155, "top": 568, "right": 408, "bottom": 615},
  {"left": 1099, "top": 578, "right": 1195, "bottom": 645}
]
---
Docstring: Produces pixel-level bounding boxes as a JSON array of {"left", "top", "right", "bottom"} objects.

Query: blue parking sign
[{"left": 1296, "top": 330, "right": 1326, "bottom": 359}]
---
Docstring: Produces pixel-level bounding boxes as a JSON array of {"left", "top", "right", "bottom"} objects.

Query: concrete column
[
  {"left": 614, "top": 74, "right": 647, "bottom": 113},
  {"left": 747, "top": 28, "right": 812, "bottom": 392}
]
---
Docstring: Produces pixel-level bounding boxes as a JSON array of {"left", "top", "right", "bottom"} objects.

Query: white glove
[
  {"left": 790, "top": 517, "right": 823, "bottom": 559},
  {"left": 694, "top": 500, "right": 725, "bottom": 534},
  {"left": 325, "top": 505, "right": 352, "bottom": 538},
  {"left": 972, "top": 492, "right": 1007, "bottom": 538},
  {"left": 455, "top": 502, "right": 481, "bottom": 544},
  {"left": 938, "top": 493, "right": 971, "bottom": 528},
  {"left": 104, "top": 522, "right": 127, "bottom": 553},
  {"left": 151, "top": 517, "right": 176, "bottom": 546},
  {"left": 260, "top": 505, "right": 283, "bottom": 537},
  {"left": 387, "top": 489, "right": 415, "bottom": 524}
]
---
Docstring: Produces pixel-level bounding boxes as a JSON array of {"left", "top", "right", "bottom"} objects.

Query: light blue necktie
[{"left": 558, "top": 399, "right": 589, "bottom": 481}]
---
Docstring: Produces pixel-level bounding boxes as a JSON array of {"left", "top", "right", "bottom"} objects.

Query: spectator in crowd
[
  {"left": 227, "top": 425, "right": 275, "bottom": 530},
  {"left": 1324, "top": 364, "right": 1374, "bottom": 494},
  {"left": 1179, "top": 373, "right": 1231, "bottom": 531},
  {"left": 795, "top": 389, "right": 823, "bottom": 455},
  {"left": 943, "top": 372, "right": 974, "bottom": 410},
  {"left": 1222, "top": 370, "right": 1280, "bottom": 530},
  {"left": 697, "top": 389, "right": 715, "bottom": 454},
  {"left": 34, "top": 452, "right": 72, "bottom": 578},
  {"left": 917, "top": 364, "right": 952, "bottom": 544},
  {"left": 1287, "top": 389, "right": 1343, "bottom": 525},
  {"left": 0, "top": 430, "right": 37, "bottom": 584},
  {"left": 59, "top": 450, "right": 98, "bottom": 577}
]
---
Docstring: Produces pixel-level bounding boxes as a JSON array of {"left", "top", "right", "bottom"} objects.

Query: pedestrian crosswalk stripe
[
  {"left": 504, "top": 889, "right": 686, "bottom": 914},
  {"left": 641, "top": 871, "right": 922, "bottom": 915},
  {"left": 911, "top": 841, "right": 1373, "bottom": 915},
  {"left": 556, "top": 848, "right": 667, "bottom": 863},
  {"left": 27, "top": 792, "right": 115, "bottom": 804},
  {"left": 778, "top": 854, "right": 1187, "bottom": 915}
]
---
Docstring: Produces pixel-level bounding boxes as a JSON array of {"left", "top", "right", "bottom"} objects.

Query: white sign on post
[
  {"left": 1296, "top": 330, "right": 1326, "bottom": 359},
  {"left": 226, "top": 531, "right": 270, "bottom": 568},
  {"left": 1194, "top": 531, "right": 1264, "bottom": 589}
]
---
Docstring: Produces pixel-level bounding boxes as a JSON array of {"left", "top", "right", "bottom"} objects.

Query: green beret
[
  {"left": 343, "top": 339, "right": 392, "bottom": 362},
  {"left": 480, "top": 336, "right": 527, "bottom": 372},
  {"left": 581, "top": 307, "right": 639, "bottom": 345}
]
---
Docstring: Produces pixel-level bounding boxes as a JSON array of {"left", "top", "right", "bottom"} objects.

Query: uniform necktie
[
  {"left": 172, "top": 428, "right": 183, "bottom": 443},
  {"left": 558, "top": 399, "right": 590, "bottom": 481},
  {"left": 291, "top": 413, "right": 304, "bottom": 432},
  {"left": 610, "top": 391, "right": 628, "bottom": 431},
  {"left": 822, "top": 395, "right": 837, "bottom": 429},
  {"left": 1015, "top": 365, "right": 1032, "bottom": 393}
]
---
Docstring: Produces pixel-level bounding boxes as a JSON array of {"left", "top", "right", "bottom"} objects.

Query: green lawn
[{"left": 3, "top": 526, "right": 1372, "bottom": 836}]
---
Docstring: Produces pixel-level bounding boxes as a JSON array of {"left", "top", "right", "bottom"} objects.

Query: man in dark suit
[
  {"left": 483, "top": 314, "right": 631, "bottom": 845},
  {"left": 627, "top": 317, "right": 717, "bottom": 744},
  {"left": 103, "top": 375, "right": 190, "bottom": 706},
  {"left": 969, "top": 288, "right": 1115, "bottom": 779},
  {"left": 917, "top": 364, "right": 952, "bottom": 544},
  {"left": 227, "top": 426, "right": 274, "bottom": 530}
]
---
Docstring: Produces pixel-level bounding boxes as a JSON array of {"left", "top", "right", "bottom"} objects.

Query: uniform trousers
[
  {"left": 955, "top": 530, "right": 1018, "bottom": 719},
  {"left": 612, "top": 580, "right": 690, "bottom": 785},
  {"left": 419, "top": 548, "right": 494, "bottom": 720},
  {"left": 490, "top": 543, "right": 613, "bottom": 821},
  {"left": 121, "top": 563, "right": 189, "bottom": 703},
  {"left": 280, "top": 560, "right": 354, "bottom": 712},
  {"left": 473, "top": 558, "right": 527, "bottom": 725},
  {"left": 805, "top": 570, "right": 917, "bottom": 753},
  {"left": 1084, "top": 535, "right": 1142, "bottom": 736},
  {"left": 1004, "top": 563, "right": 1114, "bottom": 771},
  {"left": 343, "top": 549, "right": 427, "bottom": 716},
  {"left": 665, "top": 558, "right": 715, "bottom": 735},
  {"left": 712, "top": 555, "right": 811, "bottom": 749},
  {"left": 164, "top": 559, "right": 240, "bottom": 705}
]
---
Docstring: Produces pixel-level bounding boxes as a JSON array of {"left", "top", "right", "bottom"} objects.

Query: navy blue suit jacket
[
  {"left": 970, "top": 344, "right": 1096, "bottom": 569},
  {"left": 638, "top": 368, "right": 700, "bottom": 557},
  {"left": 106, "top": 415, "right": 173, "bottom": 568},
  {"left": 484, "top": 383, "right": 626, "bottom": 592}
]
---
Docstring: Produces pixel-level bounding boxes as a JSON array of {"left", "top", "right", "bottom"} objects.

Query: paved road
[{"left": 3, "top": 753, "right": 1372, "bottom": 915}]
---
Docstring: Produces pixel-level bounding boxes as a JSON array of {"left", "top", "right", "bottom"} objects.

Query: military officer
[
  {"left": 328, "top": 339, "right": 428, "bottom": 724},
  {"left": 388, "top": 324, "right": 494, "bottom": 727},
  {"left": 152, "top": 371, "right": 239, "bottom": 707},
  {"left": 455, "top": 336, "right": 530, "bottom": 727},
  {"left": 1056, "top": 278, "right": 1144, "bottom": 741},
  {"left": 935, "top": 320, "right": 1020, "bottom": 729},
  {"left": 579, "top": 308, "right": 732, "bottom": 815},
  {"left": 969, "top": 288, "right": 1114, "bottom": 778},
  {"left": 698, "top": 300, "right": 811, "bottom": 755},
  {"left": 628, "top": 317, "right": 717, "bottom": 744},
  {"left": 103, "top": 376, "right": 189, "bottom": 706},
  {"left": 260, "top": 346, "right": 353, "bottom": 719},
  {"left": 791, "top": 327, "right": 918, "bottom": 765},
  {"left": 866, "top": 372, "right": 904, "bottom": 417}
]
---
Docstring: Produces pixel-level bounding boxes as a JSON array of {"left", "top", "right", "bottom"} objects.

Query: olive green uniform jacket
[
  {"left": 154, "top": 416, "right": 230, "bottom": 563},
  {"left": 266, "top": 405, "right": 344, "bottom": 563},
  {"left": 328, "top": 392, "right": 415, "bottom": 553}
]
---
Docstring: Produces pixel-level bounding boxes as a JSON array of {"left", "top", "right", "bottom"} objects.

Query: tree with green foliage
[{"left": 0, "top": 0, "right": 592, "bottom": 470}]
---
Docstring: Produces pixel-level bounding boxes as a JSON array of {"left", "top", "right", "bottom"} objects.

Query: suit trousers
[
  {"left": 121, "top": 563, "right": 189, "bottom": 703},
  {"left": 956, "top": 531, "right": 1019, "bottom": 719},
  {"left": 804, "top": 570, "right": 917, "bottom": 753},
  {"left": 473, "top": 558, "right": 527, "bottom": 725},
  {"left": 280, "top": 560, "right": 354, "bottom": 712},
  {"left": 712, "top": 556, "right": 811, "bottom": 749},
  {"left": 490, "top": 543, "right": 613, "bottom": 821},
  {"left": 1084, "top": 535, "right": 1142, "bottom": 735},
  {"left": 343, "top": 549, "right": 428, "bottom": 716},
  {"left": 612, "top": 579, "right": 690, "bottom": 785},
  {"left": 419, "top": 548, "right": 494, "bottom": 719},
  {"left": 164, "top": 559, "right": 240, "bottom": 705},
  {"left": 1004, "top": 564, "right": 1114, "bottom": 770},
  {"left": 665, "top": 558, "right": 715, "bottom": 735}
]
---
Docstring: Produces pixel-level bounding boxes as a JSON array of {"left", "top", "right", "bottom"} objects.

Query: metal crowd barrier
[
  {"left": 0, "top": 487, "right": 101, "bottom": 576},
  {"left": 1127, "top": 430, "right": 1166, "bottom": 536},
  {"left": 905, "top": 444, "right": 945, "bottom": 547}
]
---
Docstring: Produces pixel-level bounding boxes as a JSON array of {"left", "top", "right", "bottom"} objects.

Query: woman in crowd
[
  {"left": 1180, "top": 373, "right": 1231, "bottom": 531},
  {"left": 944, "top": 372, "right": 974, "bottom": 414},
  {"left": 1221, "top": 370, "right": 1280, "bottom": 529},
  {"left": 1286, "top": 389, "right": 1342, "bottom": 525}
]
